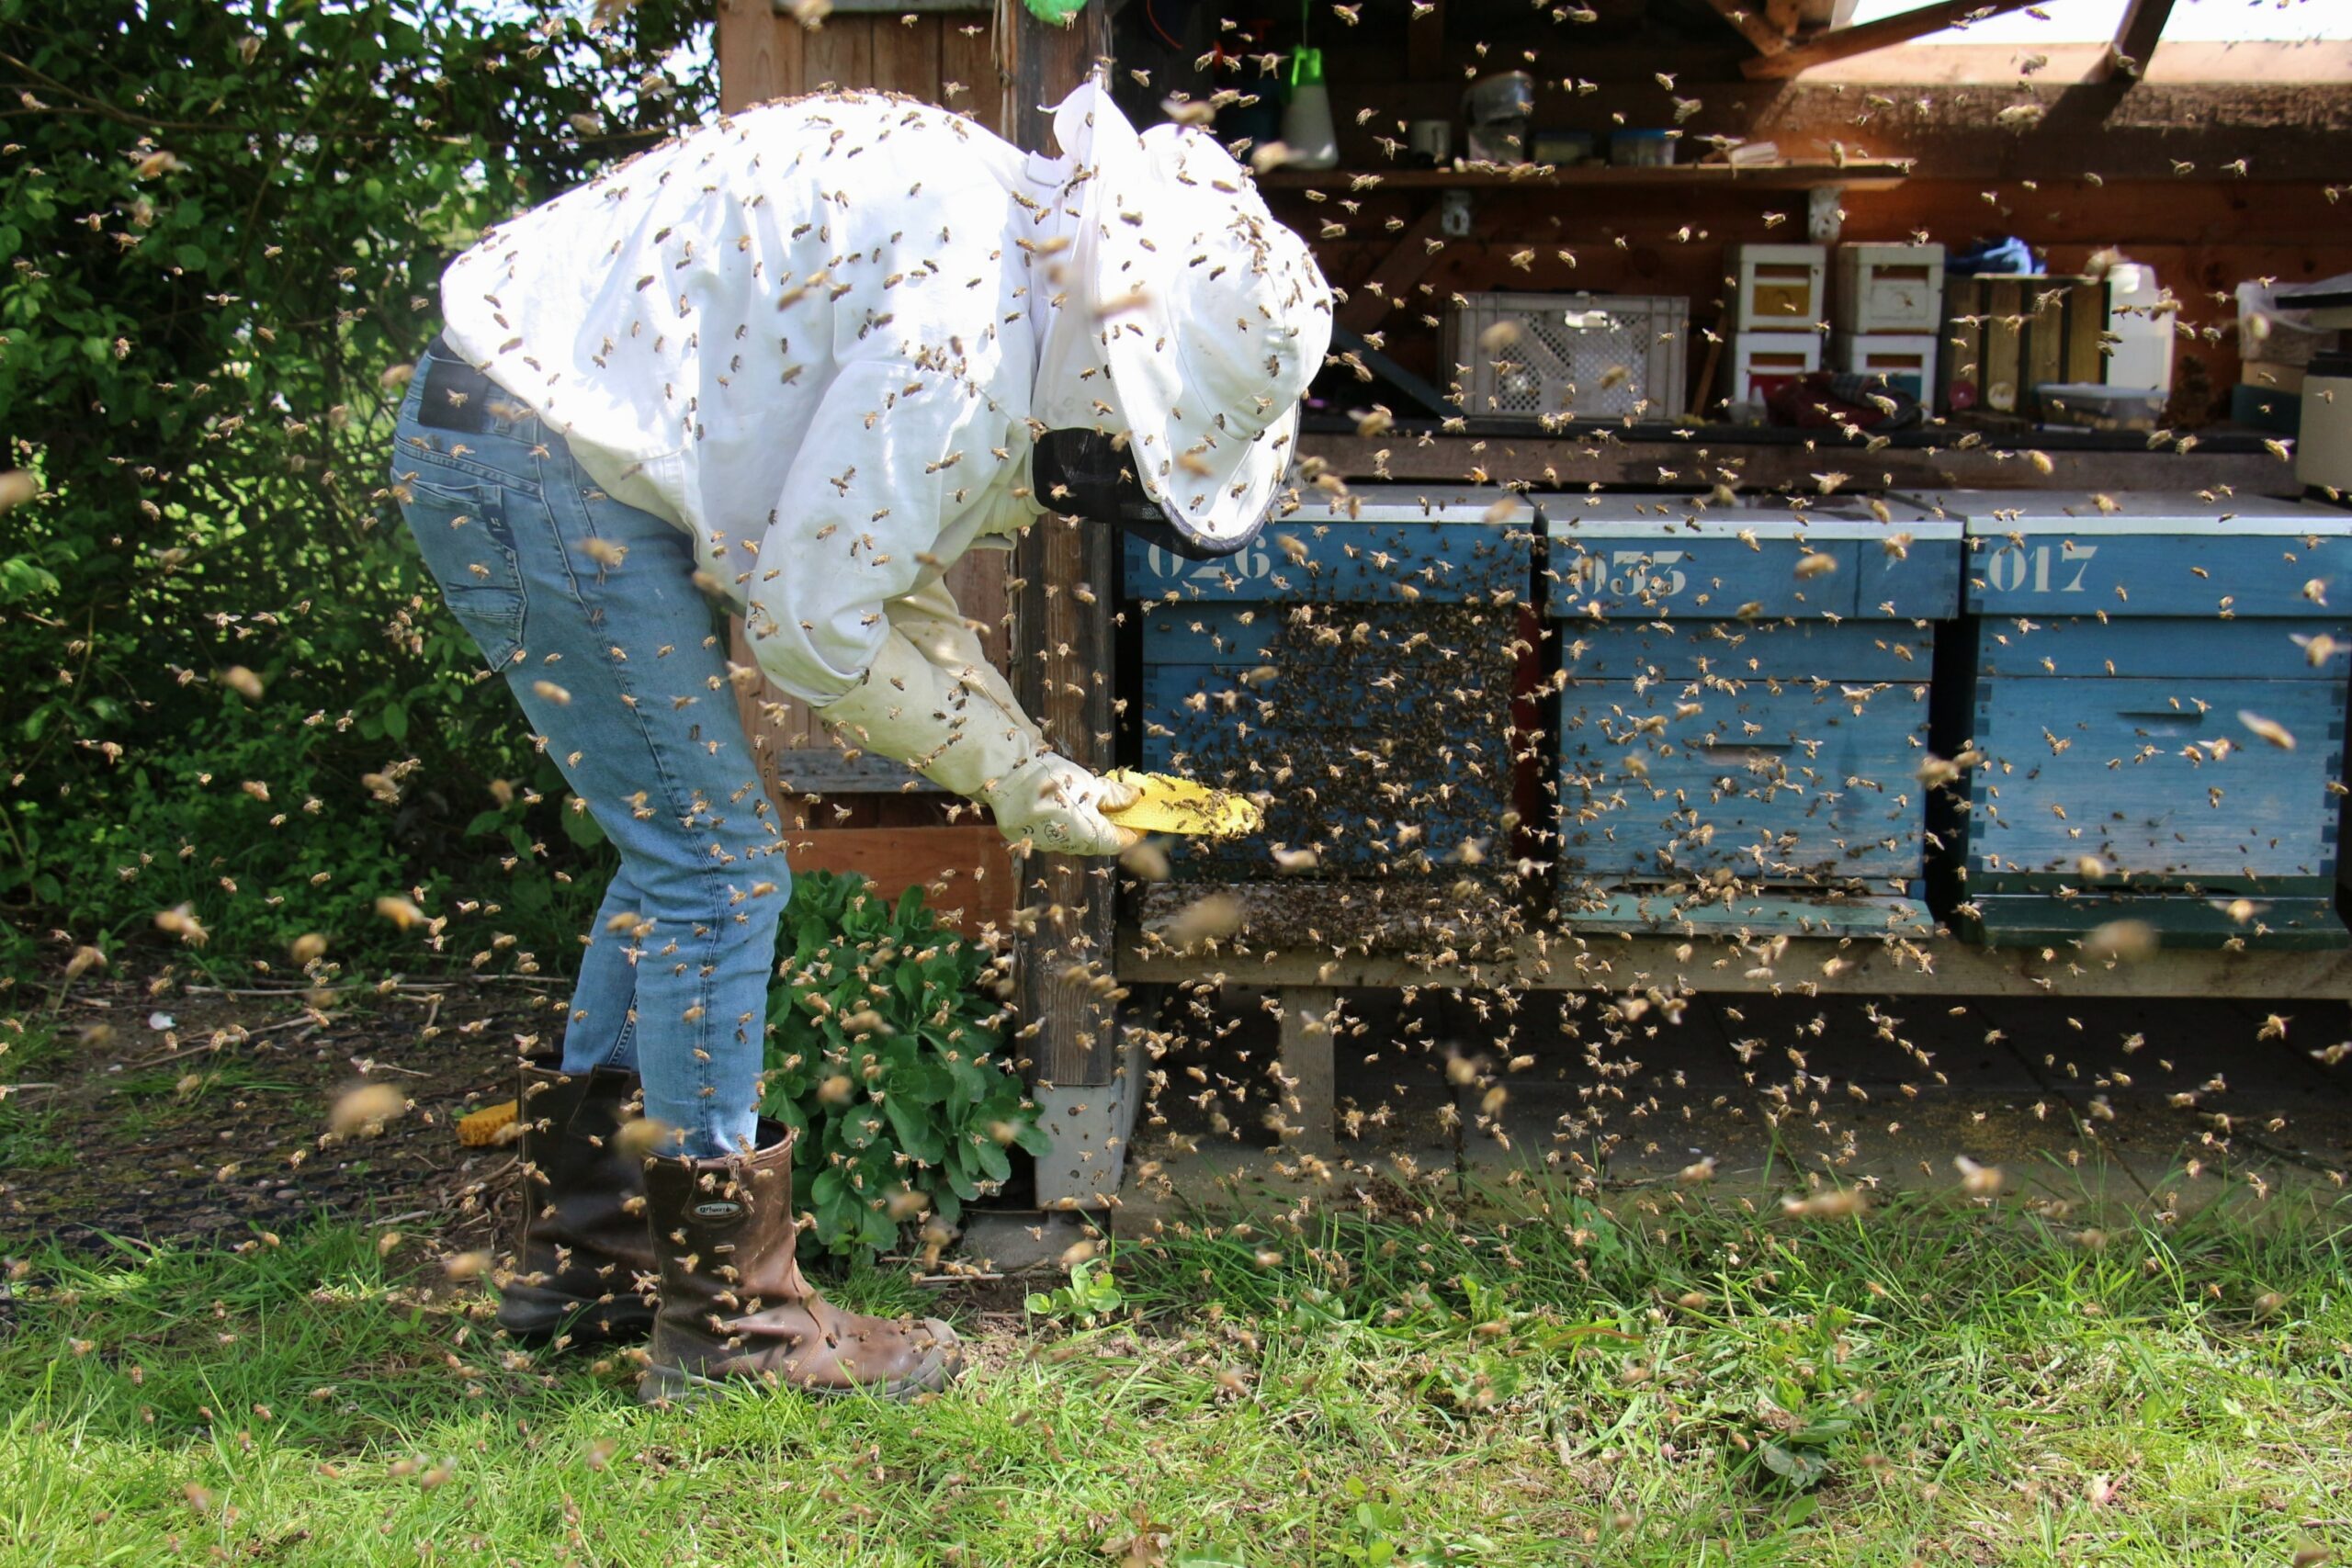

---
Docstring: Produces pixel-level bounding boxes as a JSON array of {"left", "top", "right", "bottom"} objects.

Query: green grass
[
  {"left": 0, "top": 1185, "right": 2347, "bottom": 1566},
  {"left": 0, "top": 1023, "right": 71, "bottom": 1172}
]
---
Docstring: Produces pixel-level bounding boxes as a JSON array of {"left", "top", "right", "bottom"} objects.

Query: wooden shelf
[
  {"left": 1292, "top": 427, "right": 2293, "bottom": 497},
  {"left": 1258, "top": 160, "right": 1914, "bottom": 194},
  {"left": 1118, "top": 919, "right": 2352, "bottom": 999}
]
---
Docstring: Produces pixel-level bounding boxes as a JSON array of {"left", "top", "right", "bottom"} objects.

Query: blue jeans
[{"left": 390, "top": 342, "right": 786, "bottom": 1158}]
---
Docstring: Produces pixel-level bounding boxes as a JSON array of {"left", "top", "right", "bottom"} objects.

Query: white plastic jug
[
  {"left": 2104, "top": 261, "right": 2175, "bottom": 393},
  {"left": 1280, "top": 46, "right": 1339, "bottom": 171}
]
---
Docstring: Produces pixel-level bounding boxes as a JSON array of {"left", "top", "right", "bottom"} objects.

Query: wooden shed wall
[{"left": 1168, "top": 9, "right": 2352, "bottom": 417}]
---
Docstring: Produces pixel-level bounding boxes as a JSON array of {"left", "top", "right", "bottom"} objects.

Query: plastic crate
[{"left": 1444, "top": 291, "right": 1690, "bottom": 423}]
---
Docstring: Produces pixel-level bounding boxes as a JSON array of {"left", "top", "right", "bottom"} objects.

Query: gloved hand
[
  {"left": 811, "top": 620, "right": 1137, "bottom": 856},
  {"left": 981, "top": 753, "right": 1140, "bottom": 857}
]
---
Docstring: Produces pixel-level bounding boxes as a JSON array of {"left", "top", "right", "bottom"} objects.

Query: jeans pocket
[{"left": 399, "top": 471, "right": 527, "bottom": 671}]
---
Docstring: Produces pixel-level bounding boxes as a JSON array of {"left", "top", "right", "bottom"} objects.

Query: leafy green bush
[
  {"left": 762, "top": 871, "right": 1047, "bottom": 1259},
  {"left": 0, "top": 0, "right": 712, "bottom": 974}
]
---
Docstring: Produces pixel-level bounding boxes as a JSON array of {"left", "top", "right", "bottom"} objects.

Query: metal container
[{"left": 1461, "top": 71, "right": 1533, "bottom": 165}]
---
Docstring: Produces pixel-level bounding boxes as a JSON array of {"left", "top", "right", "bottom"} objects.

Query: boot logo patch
[{"left": 692, "top": 1201, "right": 745, "bottom": 1221}]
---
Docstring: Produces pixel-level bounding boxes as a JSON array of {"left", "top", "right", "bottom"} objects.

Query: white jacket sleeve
[
  {"left": 739, "top": 357, "right": 996, "bottom": 707},
  {"left": 882, "top": 575, "right": 1038, "bottom": 751},
  {"left": 815, "top": 548, "right": 1139, "bottom": 855}
]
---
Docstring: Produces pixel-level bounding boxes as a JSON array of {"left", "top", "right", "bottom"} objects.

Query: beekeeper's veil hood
[{"left": 1026, "top": 78, "right": 1332, "bottom": 558}]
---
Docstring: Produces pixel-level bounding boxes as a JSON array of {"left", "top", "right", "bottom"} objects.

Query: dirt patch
[{"left": 0, "top": 969, "right": 552, "bottom": 1258}]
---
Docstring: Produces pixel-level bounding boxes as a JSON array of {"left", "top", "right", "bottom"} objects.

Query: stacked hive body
[
  {"left": 1917, "top": 491, "right": 2352, "bottom": 949},
  {"left": 1832, "top": 243, "right": 1944, "bottom": 405},
  {"left": 1545, "top": 494, "right": 1962, "bottom": 937},
  {"left": 1721, "top": 243, "right": 1826, "bottom": 412},
  {"left": 1123, "top": 487, "right": 1534, "bottom": 882}
]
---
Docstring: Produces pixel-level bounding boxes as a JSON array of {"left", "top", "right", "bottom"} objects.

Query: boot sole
[{"left": 636, "top": 1323, "right": 966, "bottom": 1406}]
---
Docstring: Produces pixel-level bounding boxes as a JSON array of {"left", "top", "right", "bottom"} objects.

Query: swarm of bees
[{"left": 14, "top": 0, "right": 2350, "bottom": 1297}]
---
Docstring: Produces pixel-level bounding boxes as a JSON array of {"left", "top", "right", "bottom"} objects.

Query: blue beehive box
[
  {"left": 1123, "top": 485, "right": 1534, "bottom": 880},
  {"left": 1545, "top": 492, "right": 1962, "bottom": 937},
  {"left": 1911, "top": 490, "right": 2352, "bottom": 949}
]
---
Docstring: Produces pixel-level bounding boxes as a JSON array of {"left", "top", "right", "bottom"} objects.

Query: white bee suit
[{"left": 440, "top": 82, "right": 1329, "bottom": 855}]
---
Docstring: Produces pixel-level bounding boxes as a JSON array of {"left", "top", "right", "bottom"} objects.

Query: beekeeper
[{"left": 386, "top": 77, "right": 1331, "bottom": 1404}]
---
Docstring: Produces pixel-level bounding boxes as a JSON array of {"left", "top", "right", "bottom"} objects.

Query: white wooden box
[
  {"left": 1731, "top": 243, "right": 1827, "bottom": 332},
  {"left": 1834, "top": 243, "right": 1946, "bottom": 333},
  {"left": 1830, "top": 333, "right": 1939, "bottom": 401},
  {"left": 1721, "top": 332, "right": 1821, "bottom": 405}
]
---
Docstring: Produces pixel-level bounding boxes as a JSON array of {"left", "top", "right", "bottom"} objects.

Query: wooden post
[
  {"left": 1005, "top": 8, "right": 1119, "bottom": 1098},
  {"left": 1740, "top": 0, "right": 2040, "bottom": 78},
  {"left": 1277, "top": 987, "right": 1340, "bottom": 1159},
  {"left": 2099, "top": 0, "right": 2176, "bottom": 81}
]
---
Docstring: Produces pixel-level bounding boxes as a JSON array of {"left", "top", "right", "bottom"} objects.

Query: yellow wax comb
[
  {"left": 1102, "top": 769, "right": 1263, "bottom": 838},
  {"left": 457, "top": 1099, "right": 519, "bottom": 1147}
]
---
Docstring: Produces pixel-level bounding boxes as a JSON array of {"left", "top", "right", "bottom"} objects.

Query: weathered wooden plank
[
  {"left": 1955, "top": 672, "right": 2341, "bottom": 880},
  {"left": 767, "top": 748, "right": 941, "bottom": 795},
  {"left": 1557, "top": 675, "right": 1934, "bottom": 879},
  {"left": 1701, "top": 0, "right": 1792, "bottom": 58},
  {"left": 717, "top": 0, "right": 798, "bottom": 111},
  {"left": 782, "top": 826, "right": 1013, "bottom": 931},
  {"left": 1294, "top": 433, "right": 2296, "bottom": 498},
  {"left": 1286, "top": 77, "right": 2352, "bottom": 186},
  {"left": 1333, "top": 203, "right": 1453, "bottom": 335},
  {"left": 1741, "top": 0, "right": 2044, "bottom": 79},
  {"left": 1125, "top": 517, "right": 1521, "bottom": 605},
  {"left": 1261, "top": 164, "right": 1912, "bottom": 194},
  {"left": 803, "top": 12, "right": 875, "bottom": 91},
  {"left": 1979, "top": 278, "right": 2024, "bottom": 414},
  {"left": 869, "top": 9, "right": 943, "bottom": 106},
  {"left": 936, "top": 12, "right": 1001, "bottom": 130}
]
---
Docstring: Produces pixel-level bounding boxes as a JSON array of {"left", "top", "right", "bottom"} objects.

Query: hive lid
[
  {"left": 1288, "top": 483, "right": 1539, "bottom": 527},
  {"left": 1895, "top": 490, "right": 2351, "bottom": 536},
  {"left": 1546, "top": 491, "right": 1961, "bottom": 540}
]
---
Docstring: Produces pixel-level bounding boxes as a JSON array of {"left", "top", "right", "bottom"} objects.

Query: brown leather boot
[
  {"left": 637, "top": 1125, "right": 964, "bottom": 1404},
  {"left": 494, "top": 1063, "right": 660, "bottom": 1346}
]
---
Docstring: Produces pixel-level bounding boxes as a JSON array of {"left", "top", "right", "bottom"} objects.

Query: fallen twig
[{"left": 350, "top": 1056, "right": 432, "bottom": 1078}]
